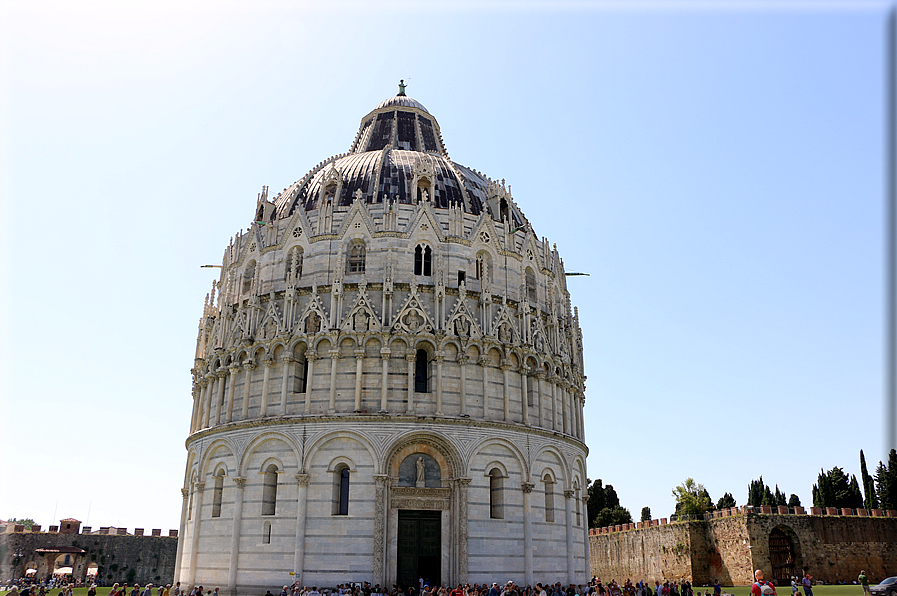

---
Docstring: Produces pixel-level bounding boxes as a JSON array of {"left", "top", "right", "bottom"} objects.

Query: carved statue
[
  {"left": 404, "top": 310, "right": 422, "bottom": 332},
  {"left": 498, "top": 322, "right": 511, "bottom": 344},
  {"left": 306, "top": 312, "right": 321, "bottom": 334},
  {"left": 353, "top": 310, "right": 369, "bottom": 332},
  {"left": 421, "top": 188, "right": 429, "bottom": 202},
  {"left": 416, "top": 456, "right": 425, "bottom": 486}
]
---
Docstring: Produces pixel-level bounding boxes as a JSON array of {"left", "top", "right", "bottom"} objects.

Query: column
[
  {"left": 173, "top": 488, "right": 189, "bottom": 583},
  {"left": 200, "top": 376, "right": 213, "bottom": 429},
  {"left": 581, "top": 495, "right": 591, "bottom": 582},
  {"left": 260, "top": 358, "right": 273, "bottom": 417},
  {"left": 478, "top": 355, "right": 490, "bottom": 419},
  {"left": 225, "top": 366, "right": 238, "bottom": 423},
  {"left": 406, "top": 352, "right": 416, "bottom": 413},
  {"left": 379, "top": 349, "right": 390, "bottom": 412},
  {"left": 227, "top": 478, "right": 246, "bottom": 596},
  {"left": 561, "top": 382, "right": 569, "bottom": 435},
  {"left": 304, "top": 351, "right": 317, "bottom": 414},
  {"left": 241, "top": 362, "right": 255, "bottom": 419},
  {"left": 550, "top": 376, "right": 559, "bottom": 431},
  {"left": 280, "top": 354, "right": 293, "bottom": 414},
  {"left": 458, "top": 355, "right": 468, "bottom": 415},
  {"left": 535, "top": 371, "right": 545, "bottom": 428},
  {"left": 372, "top": 474, "right": 389, "bottom": 586},
  {"left": 190, "top": 385, "right": 201, "bottom": 433},
  {"left": 354, "top": 349, "right": 365, "bottom": 412},
  {"left": 564, "top": 490, "right": 575, "bottom": 584},
  {"left": 458, "top": 478, "right": 471, "bottom": 583},
  {"left": 328, "top": 349, "right": 340, "bottom": 413},
  {"left": 187, "top": 482, "right": 205, "bottom": 586},
  {"left": 214, "top": 370, "right": 226, "bottom": 425},
  {"left": 294, "top": 474, "right": 310, "bottom": 582},
  {"left": 520, "top": 368, "right": 529, "bottom": 425},
  {"left": 522, "top": 482, "right": 534, "bottom": 586},
  {"left": 501, "top": 359, "right": 511, "bottom": 421},
  {"left": 435, "top": 352, "right": 444, "bottom": 415}
]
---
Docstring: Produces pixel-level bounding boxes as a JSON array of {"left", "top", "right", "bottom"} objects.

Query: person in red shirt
[{"left": 751, "top": 570, "right": 776, "bottom": 596}]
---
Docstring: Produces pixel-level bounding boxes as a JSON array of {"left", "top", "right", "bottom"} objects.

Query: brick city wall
[
  {"left": 1, "top": 531, "right": 178, "bottom": 585},
  {"left": 589, "top": 509, "right": 897, "bottom": 586}
]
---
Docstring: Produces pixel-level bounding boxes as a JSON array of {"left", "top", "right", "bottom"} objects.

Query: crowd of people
[{"left": 0, "top": 573, "right": 830, "bottom": 596}]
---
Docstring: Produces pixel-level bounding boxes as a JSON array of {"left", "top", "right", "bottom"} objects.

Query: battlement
[
  {"left": 2, "top": 523, "right": 177, "bottom": 537},
  {"left": 588, "top": 505, "right": 897, "bottom": 535}
]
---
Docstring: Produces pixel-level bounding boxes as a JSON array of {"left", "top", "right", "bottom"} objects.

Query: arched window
[
  {"left": 187, "top": 482, "right": 194, "bottom": 520},
  {"left": 262, "top": 464, "right": 278, "bottom": 516},
  {"left": 525, "top": 267, "right": 537, "bottom": 303},
  {"left": 489, "top": 468, "right": 504, "bottom": 519},
  {"left": 347, "top": 241, "right": 365, "bottom": 274},
  {"left": 415, "top": 349, "right": 428, "bottom": 393},
  {"left": 574, "top": 482, "right": 581, "bottom": 526},
  {"left": 243, "top": 261, "right": 256, "bottom": 294},
  {"left": 414, "top": 244, "right": 432, "bottom": 276},
  {"left": 543, "top": 474, "right": 555, "bottom": 522},
  {"left": 262, "top": 521, "right": 272, "bottom": 544},
  {"left": 211, "top": 471, "right": 225, "bottom": 518},
  {"left": 333, "top": 465, "right": 350, "bottom": 515},
  {"left": 476, "top": 251, "right": 491, "bottom": 281}
]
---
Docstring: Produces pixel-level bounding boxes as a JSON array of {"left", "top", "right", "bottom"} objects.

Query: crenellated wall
[{"left": 589, "top": 510, "right": 897, "bottom": 586}]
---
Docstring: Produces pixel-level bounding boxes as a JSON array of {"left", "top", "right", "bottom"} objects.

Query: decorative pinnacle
[{"left": 398, "top": 79, "right": 407, "bottom": 96}]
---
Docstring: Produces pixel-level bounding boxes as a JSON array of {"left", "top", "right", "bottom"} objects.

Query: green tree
[
  {"left": 672, "top": 478, "right": 712, "bottom": 517},
  {"left": 875, "top": 449, "right": 897, "bottom": 510},
  {"left": 788, "top": 494, "right": 801, "bottom": 507},
  {"left": 641, "top": 506, "right": 652, "bottom": 521},
  {"left": 774, "top": 486, "right": 787, "bottom": 506},
  {"left": 813, "top": 467, "right": 863, "bottom": 508},
  {"left": 861, "top": 450, "right": 879, "bottom": 509},
  {"left": 587, "top": 479, "right": 624, "bottom": 528},
  {"left": 594, "top": 505, "right": 633, "bottom": 528},
  {"left": 716, "top": 492, "right": 736, "bottom": 509},
  {"left": 748, "top": 477, "right": 771, "bottom": 506},
  {"left": 7, "top": 517, "right": 35, "bottom": 529}
]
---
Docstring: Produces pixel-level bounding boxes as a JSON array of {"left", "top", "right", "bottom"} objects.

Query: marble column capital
[
  {"left": 305, "top": 350, "right": 319, "bottom": 361},
  {"left": 500, "top": 359, "right": 511, "bottom": 371},
  {"left": 233, "top": 477, "right": 247, "bottom": 489},
  {"left": 478, "top": 356, "right": 490, "bottom": 367},
  {"left": 457, "top": 355, "right": 469, "bottom": 365},
  {"left": 458, "top": 477, "right": 472, "bottom": 486},
  {"left": 263, "top": 357, "right": 276, "bottom": 367},
  {"left": 355, "top": 349, "right": 366, "bottom": 359},
  {"left": 181, "top": 488, "right": 189, "bottom": 499},
  {"left": 228, "top": 365, "right": 241, "bottom": 376},
  {"left": 374, "top": 474, "right": 390, "bottom": 486},
  {"left": 243, "top": 362, "right": 257, "bottom": 371},
  {"left": 280, "top": 355, "right": 294, "bottom": 364},
  {"left": 405, "top": 352, "right": 416, "bottom": 362},
  {"left": 329, "top": 350, "right": 341, "bottom": 360},
  {"left": 295, "top": 474, "right": 310, "bottom": 487},
  {"left": 194, "top": 482, "right": 206, "bottom": 492},
  {"left": 564, "top": 490, "right": 575, "bottom": 499},
  {"left": 215, "top": 370, "right": 228, "bottom": 378},
  {"left": 521, "top": 482, "right": 535, "bottom": 494}
]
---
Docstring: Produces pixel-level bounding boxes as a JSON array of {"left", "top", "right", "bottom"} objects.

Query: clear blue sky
[{"left": 0, "top": 0, "right": 891, "bottom": 531}]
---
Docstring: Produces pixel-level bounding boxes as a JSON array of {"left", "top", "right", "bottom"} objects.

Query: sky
[{"left": 0, "top": 0, "right": 893, "bottom": 532}]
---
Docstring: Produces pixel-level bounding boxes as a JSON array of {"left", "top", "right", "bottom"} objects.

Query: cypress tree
[{"left": 861, "top": 449, "right": 879, "bottom": 509}]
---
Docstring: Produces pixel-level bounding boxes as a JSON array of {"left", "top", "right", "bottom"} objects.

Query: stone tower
[{"left": 176, "top": 86, "right": 589, "bottom": 594}]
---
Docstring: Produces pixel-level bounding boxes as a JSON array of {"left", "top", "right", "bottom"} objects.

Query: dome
[
  {"left": 274, "top": 88, "right": 526, "bottom": 228},
  {"left": 374, "top": 94, "right": 430, "bottom": 113}
]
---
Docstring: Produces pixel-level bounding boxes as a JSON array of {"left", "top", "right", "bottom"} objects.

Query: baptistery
[{"left": 175, "top": 84, "right": 589, "bottom": 594}]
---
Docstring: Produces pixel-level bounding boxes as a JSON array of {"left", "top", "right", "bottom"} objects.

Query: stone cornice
[{"left": 185, "top": 411, "right": 590, "bottom": 456}]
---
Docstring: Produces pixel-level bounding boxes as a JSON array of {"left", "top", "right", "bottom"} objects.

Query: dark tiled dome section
[
  {"left": 374, "top": 95, "right": 430, "bottom": 114},
  {"left": 275, "top": 150, "right": 486, "bottom": 217}
]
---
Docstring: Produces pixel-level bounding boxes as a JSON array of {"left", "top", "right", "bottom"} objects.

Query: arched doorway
[{"left": 769, "top": 527, "right": 797, "bottom": 583}]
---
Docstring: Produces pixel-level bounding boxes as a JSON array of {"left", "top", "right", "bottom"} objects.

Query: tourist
[
  {"left": 859, "top": 571, "right": 870, "bottom": 596},
  {"left": 802, "top": 574, "right": 813, "bottom": 596},
  {"left": 109, "top": 583, "right": 121, "bottom": 596},
  {"left": 752, "top": 570, "right": 776, "bottom": 596}
]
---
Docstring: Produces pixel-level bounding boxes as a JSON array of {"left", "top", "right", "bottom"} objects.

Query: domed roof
[
  {"left": 272, "top": 85, "right": 525, "bottom": 228},
  {"left": 374, "top": 94, "right": 430, "bottom": 114}
]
